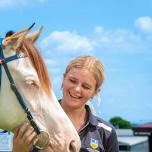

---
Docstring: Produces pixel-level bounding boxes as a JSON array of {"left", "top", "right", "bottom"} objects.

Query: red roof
[{"left": 132, "top": 122, "right": 152, "bottom": 133}]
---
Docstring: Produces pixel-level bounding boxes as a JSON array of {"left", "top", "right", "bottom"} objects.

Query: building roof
[
  {"left": 116, "top": 129, "right": 133, "bottom": 136},
  {"left": 118, "top": 136, "right": 148, "bottom": 146},
  {"left": 132, "top": 122, "right": 152, "bottom": 133},
  {"left": 116, "top": 129, "right": 148, "bottom": 146}
]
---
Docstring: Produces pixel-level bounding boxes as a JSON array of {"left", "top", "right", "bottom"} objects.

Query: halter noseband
[{"left": 0, "top": 38, "right": 41, "bottom": 135}]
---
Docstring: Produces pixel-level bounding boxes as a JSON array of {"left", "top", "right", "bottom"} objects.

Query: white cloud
[
  {"left": 40, "top": 16, "right": 152, "bottom": 62},
  {"left": 93, "top": 26, "right": 145, "bottom": 53},
  {"left": 40, "top": 21, "right": 152, "bottom": 62},
  {"left": 0, "top": 0, "right": 46, "bottom": 9},
  {"left": 40, "top": 31, "right": 94, "bottom": 55},
  {"left": 135, "top": 16, "right": 152, "bottom": 33},
  {"left": 94, "top": 26, "right": 105, "bottom": 35}
]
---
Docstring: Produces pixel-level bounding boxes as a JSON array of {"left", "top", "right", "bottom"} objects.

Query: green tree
[{"left": 109, "top": 116, "right": 132, "bottom": 129}]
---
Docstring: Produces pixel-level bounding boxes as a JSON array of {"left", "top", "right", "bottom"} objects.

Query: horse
[{"left": 0, "top": 24, "right": 80, "bottom": 152}]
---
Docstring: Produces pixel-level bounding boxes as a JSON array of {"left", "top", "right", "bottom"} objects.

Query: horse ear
[
  {"left": 26, "top": 26, "right": 43, "bottom": 42},
  {"left": 2, "top": 23, "right": 35, "bottom": 50},
  {"left": 2, "top": 31, "right": 28, "bottom": 50}
]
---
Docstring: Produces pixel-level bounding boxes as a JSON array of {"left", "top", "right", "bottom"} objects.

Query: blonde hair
[{"left": 64, "top": 55, "right": 104, "bottom": 91}]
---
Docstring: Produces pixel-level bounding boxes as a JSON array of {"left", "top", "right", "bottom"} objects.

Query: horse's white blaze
[{"left": 0, "top": 25, "right": 80, "bottom": 151}]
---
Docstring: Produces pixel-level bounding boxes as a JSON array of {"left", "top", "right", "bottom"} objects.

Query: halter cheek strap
[
  {"left": 0, "top": 55, "right": 23, "bottom": 88},
  {"left": 0, "top": 38, "right": 41, "bottom": 135}
]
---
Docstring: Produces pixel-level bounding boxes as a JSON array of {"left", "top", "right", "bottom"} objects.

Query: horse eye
[{"left": 25, "top": 80, "right": 39, "bottom": 88}]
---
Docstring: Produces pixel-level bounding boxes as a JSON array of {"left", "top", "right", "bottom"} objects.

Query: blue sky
[{"left": 0, "top": 0, "right": 152, "bottom": 124}]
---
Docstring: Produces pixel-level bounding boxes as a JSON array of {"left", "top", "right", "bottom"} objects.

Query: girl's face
[{"left": 62, "top": 68, "right": 97, "bottom": 109}]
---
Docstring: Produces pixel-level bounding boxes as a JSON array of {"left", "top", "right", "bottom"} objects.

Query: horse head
[{"left": 0, "top": 24, "right": 80, "bottom": 152}]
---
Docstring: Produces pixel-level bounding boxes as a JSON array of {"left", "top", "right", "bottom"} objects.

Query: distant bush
[{"left": 109, "top": 116, "right": 132, "bottom": 129}]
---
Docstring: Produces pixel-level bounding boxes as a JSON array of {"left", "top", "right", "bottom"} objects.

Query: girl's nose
[{"left": 75, "top": 85, "right": 82, "bottom": 93}]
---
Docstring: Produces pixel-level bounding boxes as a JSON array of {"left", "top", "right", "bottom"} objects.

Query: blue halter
[
  {"left": 0, "top": 39, "right": 41, "bottom": 135},
  {"left": 0, "top": 38, "right": 22, "bottom": 88}
]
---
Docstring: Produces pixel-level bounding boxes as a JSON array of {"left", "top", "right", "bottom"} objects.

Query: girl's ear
[
  {"left": 94, "top": 88, "right": 101, "bottom": 96},
  {"left": 63, "top": 73, "right": 66, "bottom": 78}
]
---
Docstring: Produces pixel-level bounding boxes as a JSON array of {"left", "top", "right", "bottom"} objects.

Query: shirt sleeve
[{"left": 105, "top": 128, "right": 119, "bottom": 152}]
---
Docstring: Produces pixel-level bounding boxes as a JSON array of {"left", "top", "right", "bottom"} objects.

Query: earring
[{"left": 90, "top": 97, "right": 93, "bottom": 101}]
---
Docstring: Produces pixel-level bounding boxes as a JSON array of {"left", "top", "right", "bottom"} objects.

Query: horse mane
[{"left": 18, "top": 38, "right": 51, "bottom": 95}]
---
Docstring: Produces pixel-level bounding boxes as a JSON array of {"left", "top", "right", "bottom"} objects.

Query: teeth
[
  {"left": 69, "top": 92, "right": 81, "bottom": 99},
  {"left": 71, "top": 95, "right": 79, "bottom": 98}
]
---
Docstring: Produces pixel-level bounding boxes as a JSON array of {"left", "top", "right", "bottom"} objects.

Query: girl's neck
[{"left": 60, "top": 100, "right": 88, "bottom": 132}]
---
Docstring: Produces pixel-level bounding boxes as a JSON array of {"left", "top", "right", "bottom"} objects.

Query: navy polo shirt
[{"left": 79, "top": 105, "right": 119, "bottom": 152}]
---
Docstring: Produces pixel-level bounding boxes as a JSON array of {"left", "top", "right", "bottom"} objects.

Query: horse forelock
[{"left": 17, "top": 38, "right": 51, "bottom": 96}]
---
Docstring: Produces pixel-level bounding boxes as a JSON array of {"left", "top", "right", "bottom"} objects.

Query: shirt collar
[{"left": 85, "top": 104, "right": 98, "bottom": 126}]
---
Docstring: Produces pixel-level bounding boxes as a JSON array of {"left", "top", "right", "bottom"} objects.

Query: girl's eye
[
  {"left": 82, "top": 85, "right": 90, "bottom": 90},
  {"left": 70, "top": 79, "right": 77, "bottom": 84}
]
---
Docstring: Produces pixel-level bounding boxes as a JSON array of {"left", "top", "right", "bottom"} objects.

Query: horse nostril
[{"left": 69, "top": 140, "right": 77, "bottom": 152}]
